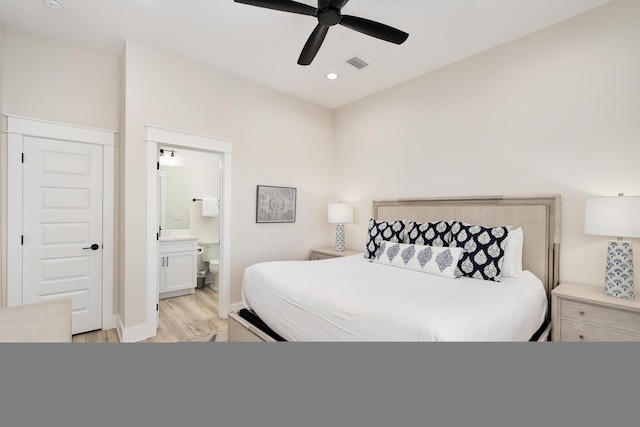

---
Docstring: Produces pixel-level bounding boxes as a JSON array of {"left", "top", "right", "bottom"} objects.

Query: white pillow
[
  {"left": 373, "top": 240, "right": 463, "bottom": 279},
  {"left": 502, "top": 227, "right": 523, "bottom": 278}
]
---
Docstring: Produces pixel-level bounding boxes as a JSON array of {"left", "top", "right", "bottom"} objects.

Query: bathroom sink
[{"left": 159, "top": 235, "right": 198, "bottom": 242}]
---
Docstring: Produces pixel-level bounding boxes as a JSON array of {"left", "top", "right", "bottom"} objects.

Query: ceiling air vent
[{"left": 346, "top": 56, "right": 369, "bottom": 69}]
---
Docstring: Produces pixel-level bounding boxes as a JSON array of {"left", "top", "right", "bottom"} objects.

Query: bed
[{"left": 229, "top": 194, "right": 561, "bottom": 342}]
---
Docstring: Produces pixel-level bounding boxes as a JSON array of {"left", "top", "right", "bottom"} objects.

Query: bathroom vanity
[{"left": 159, "top": 236, "right": 197, "bottom": 299}]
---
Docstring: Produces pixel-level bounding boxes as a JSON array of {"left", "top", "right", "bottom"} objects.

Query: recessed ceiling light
[
  {"left": 43, "top": 0, "right": 64, "bottom": 9},
  {"left": 326, "top": 72, "right": 339, "bottom": 80}
]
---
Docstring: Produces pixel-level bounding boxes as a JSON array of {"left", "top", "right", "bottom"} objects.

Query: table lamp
[
  {"left": 584, "top": 193, "right": 640, "bottom": 299},
  {"left": 328, "top": 202, "right": 353, "bottom": 252}
]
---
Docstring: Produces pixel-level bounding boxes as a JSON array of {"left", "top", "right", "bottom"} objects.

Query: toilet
[{"left": 199, "top": 240, "right": 220, "bottom": 286}]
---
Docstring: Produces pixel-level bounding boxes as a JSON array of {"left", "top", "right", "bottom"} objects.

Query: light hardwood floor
[{"left": 72, "top": 286, "right": 228, "bottom": 343}]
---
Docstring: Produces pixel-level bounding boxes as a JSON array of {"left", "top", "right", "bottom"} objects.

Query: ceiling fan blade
[
  {"left": 298, "top": 24, "right": 330, "bottom": 65},
  {"left": 340, "top": 15, "right": 409, "bottom": 44},
  {"left": 233, "top": 0, "right": 317, "bottom": 17},
  {"left": 329, "top": 0, "right": 350, "bottom": 9}
]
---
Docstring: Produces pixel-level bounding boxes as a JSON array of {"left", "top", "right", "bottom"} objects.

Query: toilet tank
[{"left": 198, "top": 240, "right": 220, "bottom": 261}]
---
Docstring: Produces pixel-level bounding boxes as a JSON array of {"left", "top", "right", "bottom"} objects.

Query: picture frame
[{"left": 256, "top": 185, "right": 297, "bottom": 223}]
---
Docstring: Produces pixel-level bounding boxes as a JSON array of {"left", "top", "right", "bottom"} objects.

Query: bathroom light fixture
[
  {"left": 43, "top": 0, "right": 64, "bottom": 9},
  {"left": 326, "top": 72, "right": 339, "bottom": 80},
  {"left": 159, "top": 149, "right": 176, "bottom": 157}
]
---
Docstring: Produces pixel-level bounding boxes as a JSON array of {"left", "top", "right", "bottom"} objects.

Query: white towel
[{"left": 201, "top": 197, "right": 219, "bottom": 217}]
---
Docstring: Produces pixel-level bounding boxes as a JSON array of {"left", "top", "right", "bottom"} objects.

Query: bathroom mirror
[{"left": 159, "top": 165, "right": 191, "bottom": 230}]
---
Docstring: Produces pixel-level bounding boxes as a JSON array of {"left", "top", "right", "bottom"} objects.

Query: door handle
[{"left": 83, "top": 243, "right": 100, "bottom": 250}]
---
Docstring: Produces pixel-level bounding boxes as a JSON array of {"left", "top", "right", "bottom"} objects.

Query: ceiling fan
[{"left": 234, "top": 0, "right": 409, "bottom": 65}]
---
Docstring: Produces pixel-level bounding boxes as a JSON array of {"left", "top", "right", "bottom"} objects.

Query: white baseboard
[
  {"left": 117, "top": 316, "right": 156, "bottom": 343},
  {"left": 229, "top": 302, "right": 244, "bottom": 314}
]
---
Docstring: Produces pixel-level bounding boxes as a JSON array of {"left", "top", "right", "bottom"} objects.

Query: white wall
[
  {"left": 3, "top": 0, "right": 637, "bottom": 333},
  {"left": 118, "top": 48, "right": 126, "bottom": 324},
  {"left": 1, "top": 28, "right": 120, "bottom": 128},
  {"left": 0, "top": 22, "right": 4, "bottom": 307},
  {"left": 122, "top": 41, "right": 333, "bottom": 328},
  {"left": 187, "top": 151, "right": 221, "bottom": 244},
  {"left": 0, "top": 28, "right": 333, "bottom": 333},
  {"left": 332, "top": 0, "right": 640, "bottom": 288},
  {"left": 159, "top": 147, "right": 221, "bottom": 243},
  {"left": 0, "top": 27, "right": 121, "bottom": 311}
]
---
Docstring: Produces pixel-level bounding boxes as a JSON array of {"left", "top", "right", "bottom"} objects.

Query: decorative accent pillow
[
  {"left": 450, "top": 221, "right": 512, "bottom": 282},
  {"left": 373, "top": 241, "right": 463, "bottom": 279},
  {"left": 501, "top": 227, "right": 524, "bottom": 278},
  {"left": 404, "top": 220, "right": 452, "bottom": 247},
  {"left": 364, "top": 219, "right": 406, "bottom": 259}
]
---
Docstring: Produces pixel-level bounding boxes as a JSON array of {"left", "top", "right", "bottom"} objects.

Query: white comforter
[{"left": 241, "top": 254, "right": 548, "bottom": 341}]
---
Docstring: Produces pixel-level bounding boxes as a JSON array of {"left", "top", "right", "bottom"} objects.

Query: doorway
[
  {"left": 145, "top": 125, "right": 232, "bottom": 336},
  {"left": 157, "top": 145, "right": 221, "bottom": 312},
  {"left": 6, "top": 115, "right": 116, "bottom": 334}
]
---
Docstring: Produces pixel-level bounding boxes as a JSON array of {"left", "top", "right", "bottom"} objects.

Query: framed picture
[{"left": 256, "top": 185, "right": 297, "bottom": 223}]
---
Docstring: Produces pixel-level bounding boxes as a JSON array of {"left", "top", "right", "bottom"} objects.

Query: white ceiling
[{"left": 0, "top": 0, "right": 613, "bottom": 109}]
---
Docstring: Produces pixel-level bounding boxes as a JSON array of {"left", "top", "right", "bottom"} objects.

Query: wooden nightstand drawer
[
  {"left": 561, "top": 299, "right": 640, "bottom": 335},
  {"left": 552, "top": 283, "right": 640, "bottom": 342},
  {"left": 310, "top": 252, "right": 334, "bottom": 260},
  {"left": 559, "top": 319, "right": 639, "bottom": 342},
  {"left": 309, "top": 248, "right": 361, "bottom": 260}
]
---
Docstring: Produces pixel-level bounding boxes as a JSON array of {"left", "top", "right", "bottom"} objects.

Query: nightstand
[
  {"left": 551, "top": 283, "right": 640, "bottom": 342},
  {"left": 310, "top": 247, "right": 361, "bottom": 260}
]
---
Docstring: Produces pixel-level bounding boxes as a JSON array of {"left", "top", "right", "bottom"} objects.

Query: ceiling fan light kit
[{"left": 234, "top": 0, "right": 409, "bottom": 66}]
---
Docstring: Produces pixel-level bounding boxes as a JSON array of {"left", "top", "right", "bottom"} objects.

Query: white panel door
[{"left": 22, "top": 137, "right": 103, "bottom": 335}]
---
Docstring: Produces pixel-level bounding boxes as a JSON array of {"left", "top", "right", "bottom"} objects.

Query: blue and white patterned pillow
[
  {"left": 450, "top": 221, "right": 512, "bottom": 282},
  {"left": 404, "top": 220, "right": 452, "bottom": 247},
  {"left": 364, "top": 219, "right": 406, "bottom": 259},
  {"left": 373, "top": 241, "right": 463, "bottom": 279}
]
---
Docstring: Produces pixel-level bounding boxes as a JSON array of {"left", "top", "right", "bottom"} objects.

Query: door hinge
[
  {"left": 156, "top": 232, "right": 159, "bottom": 241},
  {"left": 21, "top": 235, "right": 24, "bottom": 245},
  {"left": 157, "top": 161, "right": 159, "bottom": 170},
  {"left": 21, "top": 153, "right": 24, "bottom": 163},
  {"left": 156, "top": 303, "right": 159, "bottom": 312}
]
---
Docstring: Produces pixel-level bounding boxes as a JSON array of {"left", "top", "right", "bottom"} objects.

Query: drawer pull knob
[
  {"left": 579, "top": 311, "right": 585, "bottom": 315},
  {"left": 579, "top": 335, "right": 584, "bottom": 340}
]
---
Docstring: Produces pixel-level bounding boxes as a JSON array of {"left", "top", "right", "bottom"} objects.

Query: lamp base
[
  {"left": 335, "top": 223, "right": 345, "bottom": 252},
  {"left": 604, "top": 240, "right": 634, "bottom": 299}
]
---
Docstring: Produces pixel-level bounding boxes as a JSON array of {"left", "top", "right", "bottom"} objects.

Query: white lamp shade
[
  {"left": 328, "top": 203, "right": 353, "bottom": 224},
  {"left": 584, "top": 196, "right": 640, "bottom": 238}
]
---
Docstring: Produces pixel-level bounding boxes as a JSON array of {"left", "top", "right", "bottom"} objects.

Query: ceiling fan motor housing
[
  {"left": 233, "top": 0, "right": 409, "bottom": 65},
  {"left": 318, "top": 8, "right": 341, "bottom": 26}
]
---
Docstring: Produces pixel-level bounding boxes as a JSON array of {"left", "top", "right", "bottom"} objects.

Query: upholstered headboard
[{"left": 373, "top": 194, "right": 561, "bottom": 300}]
